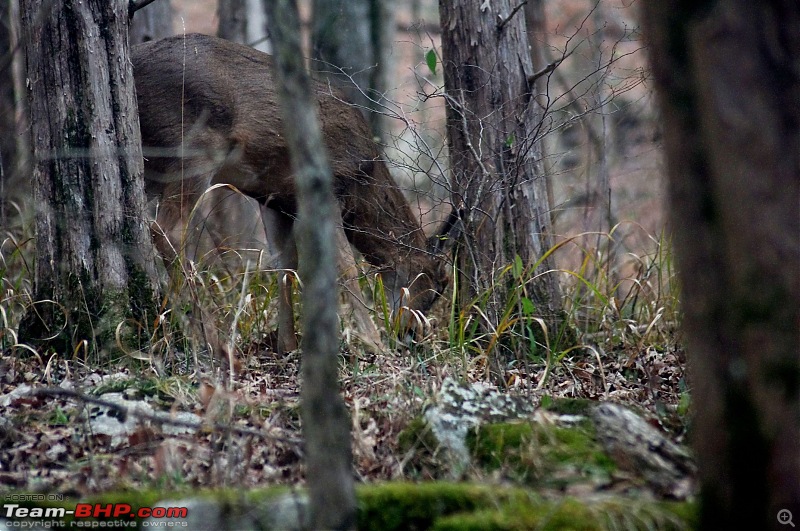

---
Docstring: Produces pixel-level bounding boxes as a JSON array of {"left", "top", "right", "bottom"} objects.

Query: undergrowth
[
  {"left": 1, "top": 206, "right": 687, "bottom": 493},
  {"left": 2, "top": 208, "right": 682, "bottom": 379}
]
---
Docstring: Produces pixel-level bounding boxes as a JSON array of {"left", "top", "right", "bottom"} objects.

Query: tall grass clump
[{"left": 438, "top": 223, "right": 680, "bottom": 389}]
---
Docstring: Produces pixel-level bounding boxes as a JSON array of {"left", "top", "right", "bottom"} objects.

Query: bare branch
[
  {"left": 527, "top": 58, "right": 562, "bottom": 86},
  {"left": 497, "top": 1, "right": 527, "bottom": 33},
  {"left": 128, "top": 0, "right": 161, "bottom": 19}
]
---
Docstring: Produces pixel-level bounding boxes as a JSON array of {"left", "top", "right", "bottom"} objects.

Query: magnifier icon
[{"left": 779, "top": 509, "right": 795, "bottom": 527}]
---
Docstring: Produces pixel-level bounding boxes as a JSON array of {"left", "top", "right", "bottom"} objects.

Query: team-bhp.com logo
[{"left": 3, "top": 502, "right": 188, "bottom": 527}]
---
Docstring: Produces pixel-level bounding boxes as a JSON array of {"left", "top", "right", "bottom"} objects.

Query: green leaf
[
  {"left": 505, "top": 132, "right": 516, "bottom": 148},
  {"left": 49, "top": 407, "right": 70, "bottom": 426},
  {"left": 425, "top": 49, "right": 437, "bottom": 75},
  {"left": 521, "top": 297, "right": 535, "bottom": 316},
  {"left": 512, "top": 254, "right": 524, "bottom": 279},
  {"left": 540, "top": 394, "right": 554, "bottom": 410}
]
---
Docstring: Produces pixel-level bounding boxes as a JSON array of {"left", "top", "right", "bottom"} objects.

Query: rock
[{"left": 591, "top": 402, "right": 696, "bottom": 498}]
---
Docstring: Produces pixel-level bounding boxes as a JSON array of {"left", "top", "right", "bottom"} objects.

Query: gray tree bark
[
  {"left": 311, "top": 0, "right": 394, "bottom": 140},
  {"left": 368, "top": 0, "right": 394, "bottom": 139},
  {"left": 213, "top": 0, "right": 274, "bottom": 268},
  {"left": 129, "top": 0, "right": 172, "bottom": 44},
  {"left": 523, "top": 0, "right": 547, "bottom": 75},
  {"left": 642, "top": 2, "right": 800, "bottom": 528},
  {"left": 265, "top": 1, "right": 356, "bottom": 529},
  {"left": 312, "top": 0, "right": 371, "bottom": 109},
  {"left": 17, "top": 0, "right": 161, "bottom": 358},
  {"left": 0, "top": 1, "right": 12, "bottom": 227},
  {"left": 523, "top": 0, "right": 556, "bottom": 228},
  {"left": 217, "top": 0, "right": 271, "bottom": 53},
  {"left": 438, "top": 1, "right": 563, "bottom": 344},
  {"left": 0, "top": 0, "right": 24, "bottom": 227}
]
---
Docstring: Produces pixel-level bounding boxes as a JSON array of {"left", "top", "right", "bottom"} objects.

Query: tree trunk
[
  {"left": 523, "top": 0, "right": 547, "bottom": 74},
  {"left": 312, "top": 0, "right": 371, "bottom": 107},
  {"left": 523, "top": 0, "right": 556, "bottom": 228},
  {"left": 438, "top": 1, "right": 562, "bottom": 340},
  {"left": 213, "top": 0, "right": 274, "bottom": 268},
  {"left": 311, "top": 0, "right": 394, "bottom": 139},
  {"left": 368, "top": 0, "right": 394, "bottom": 140},
  {"left": 129, "top": 0, "right": 172, "bottom": 44},
  {"left": 0, "top": 0, "right": 13, "bottom": 226},
  {"left": 0, "top": 0, "right": 24, "bottom": 227},
  {"left": 217, "top": 0, "right": 271, "bottom": 53},
  {"left": 265, "top": 1, "right": 356, "bottom": 529},
  {"left": 641, "top": 2, "right": 800, "bottom": 528},
  {"left": 17, "top": 0, "right": 161, "bottom": 359}
]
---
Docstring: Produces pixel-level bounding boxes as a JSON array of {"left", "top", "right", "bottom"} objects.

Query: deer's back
[{"left": 132, "top": 33, "right": 382, "bottom": 211}]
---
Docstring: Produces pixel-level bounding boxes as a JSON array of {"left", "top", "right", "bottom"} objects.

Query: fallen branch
[{"left": 30, "top": 386, "right": 301, "bottom": 445}]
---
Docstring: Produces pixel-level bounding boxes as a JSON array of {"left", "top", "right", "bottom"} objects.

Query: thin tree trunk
[
  {"left": 17, "top": 0, "right": 161, "bottom": 358},
  {"left": 523, "top": 0, "right": 548, "bottom": 82},
  {"left": 0, "top": 1, "right": 13, "bottom": 226},
  {"left": 217, "top": 0, "right": 271, "bottom": 53},
  {"left": 0, "top": 149, "right": 4, "bottom": 228},
  {"left": 129, "top": 0, "right": 172, "bottom": 44},
  {"left": 214, "top": 0, "right": 273, "bottom": 267},
  {"left": 642, "top": 2, "right": 800, "bottom": 528},
  {"left": 523, "top": 0, "right": 556, "bottom": 228},
  {"left": 368, "top": 0, "right": 394, "bottom": 139},
  {"left": 311, "top": 0, "right": 395, "bottom": 141},
  {"left": 311, "top": 1, "right": 372, "bottom": 112},
  {"left": 265, "top": 1, "right": 356, "bottom": 529},
  {"left": 0, "top": 0, "right": 24, "bottom": 227}
]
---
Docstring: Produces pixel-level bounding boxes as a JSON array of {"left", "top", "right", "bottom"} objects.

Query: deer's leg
[
  {"left": 257, "top": 204, "right": 383, "bottom": 354},
  {"left": 150, "top": 182, "right": 190, "bottom": 270},
  {"left": 203, "top": 188, "right": 275, "bottom": 275},
  {"left": 260, "top": 204, "right": 299, "bottom": 354},
  {"left": 333, "top": 210, "right": 385, "bottom": 354},
  {"left": 149, "top": 164, "right": 225, "bottom": 268},
  {"left": 149, "top": 177, "right": 240, "bottom": 373}
]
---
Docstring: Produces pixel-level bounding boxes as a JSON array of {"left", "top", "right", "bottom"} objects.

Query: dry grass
[{"left": 0, "top": 210, "right": 687, "bottom": 493}]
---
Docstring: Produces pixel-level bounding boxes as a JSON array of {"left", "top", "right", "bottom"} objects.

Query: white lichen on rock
[{"left": 423, "top": 378, "right": 538, "bottom": 475}]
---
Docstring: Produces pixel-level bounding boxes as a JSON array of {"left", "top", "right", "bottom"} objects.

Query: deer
[{"left": 131, "top": 33, "right": 452, "bottom": 355}]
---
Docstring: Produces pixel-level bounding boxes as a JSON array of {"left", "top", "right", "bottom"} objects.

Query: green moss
[
  {"left": 6, "top": 483, "right": 696, "bottom": 530},
  {"left": 397, "top": 416, "right": 446, "bottom": 478},
  {"left": 434, "top": 498, "right": 598, "bottom": 531},
  {"left": 60, "top": 486, "right": 278, "bottom": 525},
  {"left": 468, "top": 422, "right": 533, "bottom": 473},
  {"left": 23, "top": 489, "right": 192, "bottom": 525},
  {"left": 657, "top": 500, "right": 699, "bottom": 528},
  {"left": 91, "top": 378, "right": 134, "bottom": 395},
  {"left": 435, "top": 498, "right": 696, "bottom": 531},
  {"left": 82, "top": 489, "right": 179, "bottom": 509},
  {"left": 125, "top": 263, "right": 159, "bottom": 332},
  {"left": 397, "top": 417, "right": 436, "bottom": 453},
  {"left": 48, "top": 407, "right": 70, "bottom": 426},
  {"left": 541, "top": 397, "right": 594, "bottom": 415},
  {"left": 358, "top": 485, "right": 696, "bottom": 531},
  {"left": 357, "top": 482, "right": 517, "bottom": 531},
  {"left": 96, "top": 289, "right": 131, "bottom": 344},
  {"left": 467, "top": 421, "right": 615, "bottom": 488}
]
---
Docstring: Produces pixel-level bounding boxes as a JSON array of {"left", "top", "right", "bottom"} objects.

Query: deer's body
[{"left": 132, "top": 34, "right": 447, "bottom": 352}]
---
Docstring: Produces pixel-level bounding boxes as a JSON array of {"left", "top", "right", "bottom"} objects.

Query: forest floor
[{"left": 0, "top": 312, "right": 687, "bottom": 496}]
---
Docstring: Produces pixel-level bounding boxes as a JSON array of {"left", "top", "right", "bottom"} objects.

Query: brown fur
[{"left": 132, "top": 34, "right": 448, "bottom": 351}]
